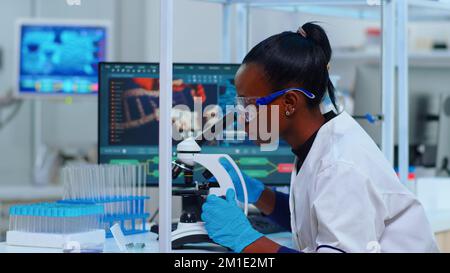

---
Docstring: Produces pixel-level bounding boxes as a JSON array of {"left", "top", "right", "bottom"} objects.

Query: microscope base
[{"left": 171, "top": 222, "right": 214, "bottom": 249}]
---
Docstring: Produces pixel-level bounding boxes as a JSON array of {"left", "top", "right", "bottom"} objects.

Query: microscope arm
[{"left": 192, "top": 154, "right": 248, "bottom": 215}]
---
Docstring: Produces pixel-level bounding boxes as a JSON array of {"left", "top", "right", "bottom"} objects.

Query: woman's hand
[{"left": 201, "top": 189, "right": 264, "bottom": 253}]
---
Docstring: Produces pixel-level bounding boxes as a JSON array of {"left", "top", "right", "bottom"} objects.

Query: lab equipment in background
[
  {"left": 59, "top": 164, "right": 150, "bottom": 238},
  {"left": 325, "top": 75, "right": 356, "bottom": 115},
  {"left": 353, "top": 113, "right": 384, "bottom": 124},
  {"left": 14, "top": 19, "right": 112, "bottom": 187},
  {"left": 436, "top": 94, "right": 450, "bottom": 176},
  {"left": 327, "top": 75, "right": 374, "bottom": 123},
  {"left": 414, "top": 36, "right": 448, "bottom": 51},
  {"left": 354, "top": 64, "right": 450, "bottom": 171},
  {"left": 34, "top": 146, "right": 62, "bottom": 185},
  {"left": 330, "top": 73, "right": 383, "bottom": 124},
  {"left": 98, "top": 63, "right": 295, "bottom": 187},
  {"left": 7, "top": 203, "right": 105, "bottom": 250},
  {"left": 365, "top": 27, "right": 381, "bottom": 53},
  {"left": 0, "top": 89, "right": 23, "bottom": 131},
  {"left": 432, "top": 40, "right": 448, "bottom": 50},
  {"left": 170, "top": 112, "right": 249, "bottom": 249},
  {"left": 15, "top": 19, "right": 111, "bottom": 97},
  {"left": 110, "top": 223, "right": 146, "bottom": 252},
  {"left": 110, "top": 223, "right": 129, "bottom": 252}
]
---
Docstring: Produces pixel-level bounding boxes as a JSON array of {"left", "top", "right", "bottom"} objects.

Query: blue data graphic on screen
[
  {"left": 98, "top": 63, "right": 294, "bottom": 186},
  {"left": 18, "top": 24, "right": 107, "bottom": 95}
]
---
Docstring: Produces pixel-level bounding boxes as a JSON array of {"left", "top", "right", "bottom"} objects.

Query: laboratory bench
[
  {"left": 0, "top": 232, "right": 293, "bottom": 253},
  {"left": 1, "top": 178, "right": 450, "bottom": 252},
  {"left": 0, "top": 212, "right": 450, "bottom": 253}
]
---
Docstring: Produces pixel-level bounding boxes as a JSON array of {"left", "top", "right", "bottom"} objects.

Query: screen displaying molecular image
[
  {"left": 108, "top": 77, "right": 219, "bottom": 146},
  {"left": 99, "top": 63, "right": 295, "bottom": 186},
  {"left": 17, "top": 23, "right": 108, "bottom": 95}
]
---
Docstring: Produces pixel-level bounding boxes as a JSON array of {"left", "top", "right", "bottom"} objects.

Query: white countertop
[
  {"left": 0, "top": 208, "right": 448, "bottom": 253},
  {"left": 0, "top": 232, "right": 293, "bottom": 253},
  {"left": 1, "top": 177, "right": 449, "bottom": 252}
]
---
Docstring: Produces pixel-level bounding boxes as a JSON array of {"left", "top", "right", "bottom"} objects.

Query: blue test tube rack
[{"left": 58, "top": 195, "right": 150, "bottom": 238}]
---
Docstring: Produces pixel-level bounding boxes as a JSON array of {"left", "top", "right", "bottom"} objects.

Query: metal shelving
[{"left": 197, "top": 0, "right": 450, "bottom": 20}]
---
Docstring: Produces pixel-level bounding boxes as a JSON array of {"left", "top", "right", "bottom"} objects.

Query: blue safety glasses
[
  {"left": 256, "top": 88, "right": 316, "bottom": 105},
  {"left": 236, "top": 87, "right": 316, "bottom": 108},
  {"left": 235, "top": 88, "right": 316, "bottom": 122}
]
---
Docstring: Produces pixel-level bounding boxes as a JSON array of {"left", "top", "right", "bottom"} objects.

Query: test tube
[
  {"left": 127, "top": 165, "right": 133, "bottom": 215},
  {"left": 132, "top": 165, "right": 137, "bottom": 215},
  {"left": 119, "top": 165, "right": 125, "bottom": 215},
  {"left": 143, "top": 163, "right": 147, "bottom": 214},
  {"left": 136, "top": 165, "right": 141, "bottom": 215},
  {"left": 114, "top": 165, "right": 119, "bottom": 215},
  {"left": 9, "top": 207, "right": 15, "bottom": 232},
  {"left": 96, "top": 166, "right": 101, "bottom": 202}
]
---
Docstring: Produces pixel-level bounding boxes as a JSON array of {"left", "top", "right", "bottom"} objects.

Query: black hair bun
[
  {"left": 242, "top": 21, "right": 336, "bottom": 109},
  {"left": 301, "top": 22, "right": 332, "bottom": 63}
]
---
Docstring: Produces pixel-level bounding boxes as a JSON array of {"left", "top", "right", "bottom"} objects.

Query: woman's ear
[{"left": 283, "top": 92, "right": 302, "bottom": 117}]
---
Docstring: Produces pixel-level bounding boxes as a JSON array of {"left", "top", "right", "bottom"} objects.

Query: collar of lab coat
[{"left": 291, "top": 111, "right": 338, "bottom": 173}]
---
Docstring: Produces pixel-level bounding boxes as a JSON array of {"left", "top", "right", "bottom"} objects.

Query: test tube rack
[
  {"left": 58, "top": 196, "right": 151, "bottom": 238},
  {"left": 61, "top": 164, "right": 151, "bottom": 238},
  {"left": 7, "top": 203, "right": 106, "bottom": 249}
]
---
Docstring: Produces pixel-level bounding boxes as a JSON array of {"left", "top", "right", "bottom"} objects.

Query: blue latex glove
[
  {"left": 201, "top": 189, "right": 264, "bottom": 253},
  {"left": 217, "top": 157, "right": 265, "bottom": 204}
]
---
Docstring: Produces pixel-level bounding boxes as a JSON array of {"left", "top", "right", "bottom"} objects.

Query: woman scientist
[{"left": 201, "top": 22, "right": 439, "bottom": 253}]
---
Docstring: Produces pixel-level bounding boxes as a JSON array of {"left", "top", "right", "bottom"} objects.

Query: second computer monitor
[
  {"left": 15, "top": 19, "right": 111, "bottom": 97},
  {"left": 98, "top": 63, "right": 294, "bottom": 186}
]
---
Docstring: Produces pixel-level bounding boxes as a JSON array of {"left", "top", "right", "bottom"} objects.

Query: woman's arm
[
  {"left": 243, "top": 237, "right": 301, "bottom": 253},
  {"left": 242, "top": 237, "right": 281, "bottom": 253},
  {"left": 255, "top": 188, "right": 277, "bottom": 215},
  {"left": 256, "top": 189, "right": 292, "bottom": 232},
  {"left": 241, "top": 189, "right": 300, "bottom": 253}
]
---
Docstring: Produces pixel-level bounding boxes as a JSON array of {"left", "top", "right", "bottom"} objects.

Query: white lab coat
[{"left": 289, "top": 111, "right": 439, "bottom": 253}]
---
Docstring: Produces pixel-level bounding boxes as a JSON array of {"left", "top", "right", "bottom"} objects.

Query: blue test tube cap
[
  {"left": 9, "top": 206, "right": 16, "bottom": 216},
  {"left": 33, "top": 206, "right": 40, "bottom": 217},
  {"left": 27, "top": 205, "right": 34, "bottom": 217}
]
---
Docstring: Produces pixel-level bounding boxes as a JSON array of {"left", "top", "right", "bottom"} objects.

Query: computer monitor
[
  {"left": 98, "top": 63, "right": 295, "bottom": 186},
  {"left": 14, "top": 19, "right": 112, "bottom": 97}
]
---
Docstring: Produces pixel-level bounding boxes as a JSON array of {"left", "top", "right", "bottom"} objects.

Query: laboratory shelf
[
  {"left": 196, "top": 0, "right": 380, "bottom": 20},
  {"left": 332, "top": 51, "right": 450, "bottom": 62},
  {"left": 0, "top": 231, "right": 293, "bottom": 253},
  {"left": 195, "top": 0, "right": 450, "bottom": 21}
]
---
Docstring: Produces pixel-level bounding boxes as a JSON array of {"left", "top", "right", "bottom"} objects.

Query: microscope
[{"left": 170, "top": 112, "right": 249, "bottom": 249}]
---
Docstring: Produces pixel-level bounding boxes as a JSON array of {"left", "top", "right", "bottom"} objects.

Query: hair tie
[{"left": 297, "top": 27, "right": 307, "bottom": 38}]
